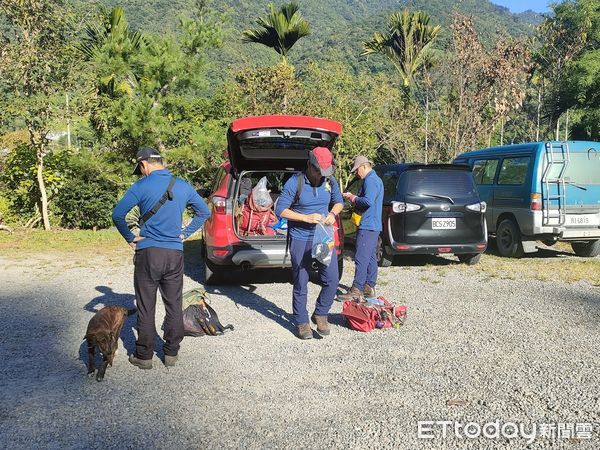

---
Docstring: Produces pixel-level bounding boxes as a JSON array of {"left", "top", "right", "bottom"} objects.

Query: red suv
[{"left": 200, "top": 115, "right": 345, "bottom": 284}]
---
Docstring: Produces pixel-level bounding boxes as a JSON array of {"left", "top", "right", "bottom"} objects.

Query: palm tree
[
  {"left": 242, "top": 2, "right": 310, "bottom": 63},
  {"left": 362, "top": 10, "right": 440, "bottom": 89}
]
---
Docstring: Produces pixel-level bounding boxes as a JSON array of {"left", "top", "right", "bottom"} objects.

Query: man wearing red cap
[{"left": 275, "top": 147, "right": 344, "bottom": 339}]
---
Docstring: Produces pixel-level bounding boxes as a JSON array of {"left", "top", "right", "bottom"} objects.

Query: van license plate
[
  {"left": 432, "top": 218, "right": 456, "bottom": 230},
  {"left": 566, "top": 214, "right": 599, "bottom": 226}
]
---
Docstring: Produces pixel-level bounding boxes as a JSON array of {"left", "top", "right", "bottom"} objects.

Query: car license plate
[
  {"left": 566, "top": 214, "right": 599, "bottom": 226},
  {"left": 432, "top": 218, "right": 456, "bottom": 230}
]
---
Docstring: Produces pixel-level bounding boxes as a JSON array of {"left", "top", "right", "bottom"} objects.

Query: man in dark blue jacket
[
  {"left": 275, "top": 147, "right": 344, "bottom": 339},
  {"left": 112, "top": 147, "right": 210, "bottom": 369},
  {"left": 339, "top": 155, "right": 384, "bottom": 300}
]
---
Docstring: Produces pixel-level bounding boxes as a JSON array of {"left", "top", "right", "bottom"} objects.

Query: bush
[
  {"left": 0, "top": 144, "right": 70, "bottom": 224},
  {"left": 55, "top": 153, "right": 119, "bottom": 229}
]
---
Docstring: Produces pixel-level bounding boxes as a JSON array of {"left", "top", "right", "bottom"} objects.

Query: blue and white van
[{"left": 454, "top": 141, "right": 600, "bottom": 257}]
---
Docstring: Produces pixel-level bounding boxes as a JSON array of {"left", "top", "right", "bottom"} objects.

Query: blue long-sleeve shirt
[
  {"left": 112, "top": 169, "right": 210, "bottom": 251},
  {"left": 353, "top": 170, "right": 383, "bottom": 232},
  {"left": 275, "top": 173, "right": 344, "bottom": 241}
]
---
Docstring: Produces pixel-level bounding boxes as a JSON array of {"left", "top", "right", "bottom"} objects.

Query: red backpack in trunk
[{"left": 238, "top": 190, "right": 277, "bottom": 236}]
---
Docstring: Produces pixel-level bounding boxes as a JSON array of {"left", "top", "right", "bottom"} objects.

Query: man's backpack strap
[
  {"left": 139, "top": 176, "right": 177, "bottom": 227},
  {"left": 292, "top": 172, "right": 304, "bottom": 207},
  {"left": 284, "top": 173, "right": 305, "bottom": 265}
]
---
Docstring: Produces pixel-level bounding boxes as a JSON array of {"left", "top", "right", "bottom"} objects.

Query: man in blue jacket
[
  {"left": 339, "top": 155, "right": 384, "bottom": 300},
  {"left": 275, "top": 147, "right": 344, "bottom": 339},
  {"left": 112, "top": 147, "right": 210, "bottom": 369}
]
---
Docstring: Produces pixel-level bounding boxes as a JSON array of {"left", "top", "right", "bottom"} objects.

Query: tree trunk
[
  {"left": 564, "top": 109, "right": 569, "bottom": 141},
  {"left": 36, "top": 145, "right": 51, "bottom": 231},
  {"left": 500, "top": 117, "right": 505, "bottom": 146}
]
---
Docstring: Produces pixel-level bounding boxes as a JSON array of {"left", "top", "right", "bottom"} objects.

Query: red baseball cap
[{"left": 309, "top": 146, "right": 334, "bottom": 176}]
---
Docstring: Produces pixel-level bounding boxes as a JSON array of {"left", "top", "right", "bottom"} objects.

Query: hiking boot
[
  {"left": 336, "top": 286, "right": 364, "bottom": 302},
  {"left": 128, "top": 355, "right": 152, "bottom": 370},
  {"left": 364, "top": 284, "right": 376, "bottom": 298},
  {"left": 164, "top": 355, "right": 178, "bottom": 367},
  {"left": 311, "top": 314, "right": 331, "bottom": 336},
  {"left": 297, "top": 323, "right": 313, "bottom": 340}
]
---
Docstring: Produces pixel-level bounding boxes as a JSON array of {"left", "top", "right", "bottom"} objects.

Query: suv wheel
[
  {"left": 571, "top": 240, "right": 600, "bottom": 257},
  {"left": 496, "top": 219, "right": 524, "bottom": 258},
  {"left": 377, "top": 235, "right": 393, "bottom": 267},
  {"left": 458, "top": 253, "right": 481, "bottom": 265}
]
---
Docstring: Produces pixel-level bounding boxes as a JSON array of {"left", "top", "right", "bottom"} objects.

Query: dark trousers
[
  {"left": 353, "top": 229, "right": 379, "bottom": 291},
  {"left": 133, "top": 247, "right": 184, "bottom": 359},
  {"left": 290, "top": 236, "right": 339, "bottom": 325}
]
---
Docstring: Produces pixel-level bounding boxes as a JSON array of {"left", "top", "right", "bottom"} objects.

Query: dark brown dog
[{"left": 85, "top": 306, "right": 136, "bottom": 381}]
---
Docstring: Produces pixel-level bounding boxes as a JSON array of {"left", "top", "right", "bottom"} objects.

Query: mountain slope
[{"left": 78, "top": 0, "right": 543, "bottom": 74}]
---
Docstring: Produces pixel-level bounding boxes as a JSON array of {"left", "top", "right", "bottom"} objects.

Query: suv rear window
[
  {"left": 547, "top": 151, "right": 600, "bottom": 185},
  {"left": 399, "top": 170, "right": 478, "bottom": 197},
  {"left": 380, "top": 170, "right": 400, "bottom": 201}
]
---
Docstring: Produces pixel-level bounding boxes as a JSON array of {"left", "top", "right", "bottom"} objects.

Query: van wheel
[
  {"left": 496, "top": 219, "right": 524, "bottom": 258},
  {"left": 377, "top": 235, "right": 393, "bottom": 267},
  {"left": 571, "top": 240, "right": 600, "bottom": 257},
  {"left": 458, "top": 253, "right": 481, "bottom": 265}
]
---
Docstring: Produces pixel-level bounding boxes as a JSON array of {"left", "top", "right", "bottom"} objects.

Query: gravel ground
[{"left": 0, "top": 247, "right": 599, "bottom": 450}]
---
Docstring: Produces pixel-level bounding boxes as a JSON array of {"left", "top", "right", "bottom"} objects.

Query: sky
[{"left": 491, "top": 0, "right": 551, "bottom": 13}]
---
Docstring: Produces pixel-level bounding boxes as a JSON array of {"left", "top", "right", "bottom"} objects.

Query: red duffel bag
[{"left": 342, "top": 297, "right": 407, "bottom": 332}]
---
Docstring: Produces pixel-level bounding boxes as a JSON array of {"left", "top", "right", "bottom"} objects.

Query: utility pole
[
  {"left": 66, "top": 93, "right": 71, "bottom": 151},
  {"left": 424, "top": 92, "right": 429, "bottom": 164},
  {"left": 536, "top": 87, "right": 541, "bottom": 141}
]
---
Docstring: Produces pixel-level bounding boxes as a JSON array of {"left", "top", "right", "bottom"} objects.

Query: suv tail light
[
  {"left": 212, "top": 196, "right": 226, "bottom": 214},
  {"left": 466, "top": 201, "right": 487, "bottom": 213},
  {"left": 530, "top": 193, "right": 542, "bottom": 211},
  {"left": 391, "top": 201, "right": 421, "bottom": 213}
]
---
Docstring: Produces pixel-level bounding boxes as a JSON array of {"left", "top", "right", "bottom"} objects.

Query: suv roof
[{"left": 375, "top": 163, "right": 471, "bottom": 172}]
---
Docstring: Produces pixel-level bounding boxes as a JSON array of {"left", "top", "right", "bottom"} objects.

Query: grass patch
[
  {"left": 0, "top": 229, "right": 205, "bottom": 265},
  {"left": 464, "top": 252, "right": 600, "bottom": 285},
  {"left": 0, "top": 229, "right": 126, "bottom": 256}
]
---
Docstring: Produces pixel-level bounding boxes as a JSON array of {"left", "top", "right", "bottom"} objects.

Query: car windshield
[{"left": 400, "top": 170, "right": 478, "bottom": 198}]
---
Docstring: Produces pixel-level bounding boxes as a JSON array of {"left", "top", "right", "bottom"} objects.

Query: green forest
[{"left": 0, "top": 0, "right": 598, "bottom": 231}]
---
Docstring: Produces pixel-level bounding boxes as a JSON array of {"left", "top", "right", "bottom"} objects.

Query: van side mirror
[{"left": 197, "top": 187, "right": 209, "bottom": 198}]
